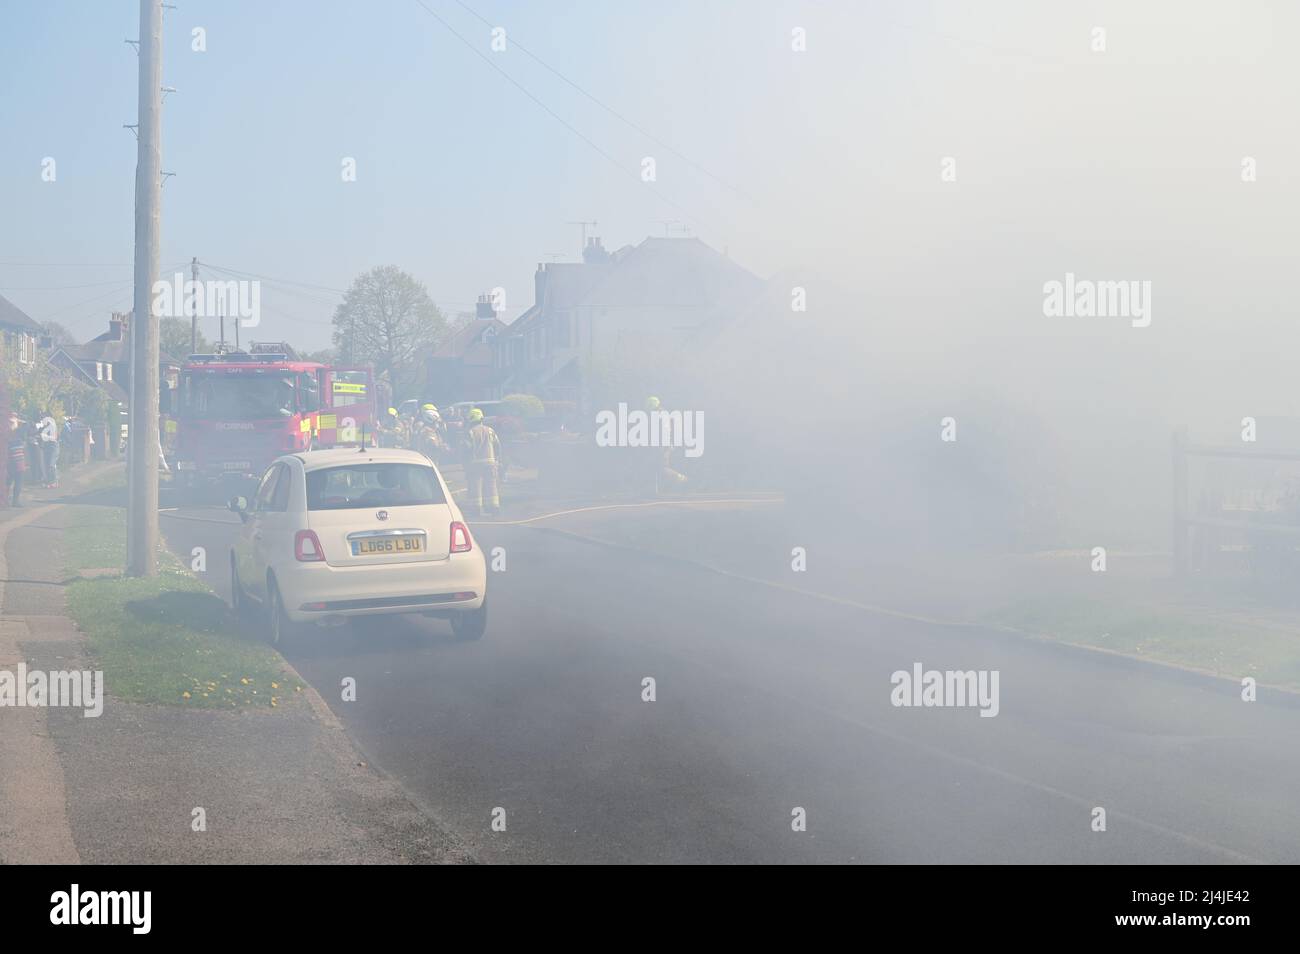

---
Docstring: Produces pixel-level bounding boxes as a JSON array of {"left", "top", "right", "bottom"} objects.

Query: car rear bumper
[{"left": 274, "top": 552, "right": 487, "bottom": 622}]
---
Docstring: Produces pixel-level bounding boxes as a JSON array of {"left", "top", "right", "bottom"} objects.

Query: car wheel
[
  {"left": 266, "top": 578, "right": 302, "bottom": 648},
  {"left": 450, "top": 599, "right": 487, "bottom": 641},
  {"left": 230, "top": 556, "right": 248, "bottom": 618}
]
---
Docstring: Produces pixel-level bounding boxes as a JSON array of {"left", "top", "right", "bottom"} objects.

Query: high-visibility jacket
[{"left": 466, "top": 423, "right": 500, "bottom": 464}]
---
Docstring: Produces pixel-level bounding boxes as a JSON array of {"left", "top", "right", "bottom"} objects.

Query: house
[
  {"left": 492, "top": 235, "right": 765, "bottom": 407},
  {"left": 48, "top": 311, "right": 131, "bottom": 405},
  {"left": 49, "top": 311, "right": 182, "bottom": 408},
  {"left": 0, "top": 293, "right": 43, "bottom": 369},
  {"left": 423, "top": 295, "right": 508, "bottom": 405}
]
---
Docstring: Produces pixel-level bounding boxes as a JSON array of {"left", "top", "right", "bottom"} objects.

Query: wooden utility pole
[
  {"left": 190, "top": 256, "right": 199, "bottom": 355},
  {"left": 127, "top": 0, "right": 163, "bottom": 577}
]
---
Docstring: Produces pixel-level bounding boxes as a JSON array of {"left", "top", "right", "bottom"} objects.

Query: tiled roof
[
  {"left": 433, "top": 317, "right": 508, "bottom": 357},
  {"left": 0, "top": 293, "right": 43, "bottom": 333}
]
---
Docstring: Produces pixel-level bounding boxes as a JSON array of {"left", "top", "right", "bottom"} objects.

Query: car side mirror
[{"left": 228, "top": 495, "right": 249, "bottom": 520}]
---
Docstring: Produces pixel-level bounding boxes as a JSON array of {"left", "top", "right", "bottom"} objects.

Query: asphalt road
[{"left": 160, "top": 493, "right": 1300, "bottom": 864}]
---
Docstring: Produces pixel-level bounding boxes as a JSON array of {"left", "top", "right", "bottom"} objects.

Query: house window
[
  {"left": 106, "top": 364, "right": 113, "bottom": 381},
  {"left": 96, "top": 362, "right": 103, "bottom": 381}
]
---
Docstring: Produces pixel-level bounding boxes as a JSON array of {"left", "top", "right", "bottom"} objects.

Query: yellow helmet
[
  {"left": 645, "top": 395, "right": 661, "bottom": 411},
  {"left": 387, "top": 407, "right": 398, "bottom": 417},
  {"left": 467, "top": 408, "right": 484, "bottom": 423},
  {"left": 421, "top": 403, "right": 436, "bottom": 412}
]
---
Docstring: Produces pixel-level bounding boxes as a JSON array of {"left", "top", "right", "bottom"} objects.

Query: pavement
[
  {"left": 156, "top": 479, "right": 1300, "bottom": 864},
  {"left": 0, "top": 461, "right": 470, "bottom": 864}
]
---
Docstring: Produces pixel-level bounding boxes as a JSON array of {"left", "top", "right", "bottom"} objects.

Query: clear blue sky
[{"left": 1, "top": 0, "right": 901, "bottom": 349}]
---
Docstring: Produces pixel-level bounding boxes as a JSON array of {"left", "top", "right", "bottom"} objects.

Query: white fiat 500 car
[{"left": 229, "top": 448, "right": 487, "bottom": 643}]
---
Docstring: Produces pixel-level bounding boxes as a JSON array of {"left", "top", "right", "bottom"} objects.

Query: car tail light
[
  {"left": 295, "top": 530, "right": 325, "bottom": 562},
  {"left": 450, "top": 521, "right": 472, "bottom": 554}
]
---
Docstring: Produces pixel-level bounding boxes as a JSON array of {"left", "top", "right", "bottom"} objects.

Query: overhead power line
[
  {"left": 0, "top": 279, "right": 148, "bottom": 291},
  {"left": 410, "top": 0, "right": 717, "bottom": 234},
  {"left": 0, "top": 261, "right": 138, "bottom": 268},
  {"left": 199, "top": 261, "right": 482, "bottom": 311},
  {"left": 17, "top": 261, "right": 185, "bottom": 321},
  {"left": 197, "top": 261, "right": 347, "bottom": 294},
  {"left": 450, "top": 0, "right": 758, "bottom": 205}
]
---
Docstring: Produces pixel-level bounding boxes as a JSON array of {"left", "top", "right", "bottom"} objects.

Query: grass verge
[
  {"left": 983, "top": 596, "right": 1300, "bottom": 691},
  {"left": 82, "top": 462, "right": 128, "bottom": 493},
  {"left": 64, "top": 504, "right": 126, "bottom": 571},
  {"left": 62, "top": 505, "right": 304, "bottom": 709}
]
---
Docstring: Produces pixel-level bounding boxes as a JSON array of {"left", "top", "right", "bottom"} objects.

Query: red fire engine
[{"left": 172, "top": 343, "right": 376, "bottom": 494}]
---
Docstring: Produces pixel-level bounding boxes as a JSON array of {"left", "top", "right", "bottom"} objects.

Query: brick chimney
[
  {"left": 582, "top": 236, "right": 610, "bottom": 264},
  {"left": 534, "top": 263, "right": 548, "bottom": 308},
  {"left": 109, "top": 311, "right": 130, "bottom": 340}
]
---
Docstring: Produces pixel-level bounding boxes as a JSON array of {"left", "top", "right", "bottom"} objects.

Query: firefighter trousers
[{"left": 466, "top": 461, "right": 500, "bottom": 515}]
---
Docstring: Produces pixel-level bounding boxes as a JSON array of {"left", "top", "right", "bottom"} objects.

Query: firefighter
[
  {"left": 413, "top": 403, "right": 445, "bottom": 460},
  {"left": 379, "top": 407, "right": 403, "bottom": 448},
  {"left": 463, "top": 407, "right": 501, "bottom": 517},
  {"left": 644, "top": 395, "right": 687, "bottom": 495}
]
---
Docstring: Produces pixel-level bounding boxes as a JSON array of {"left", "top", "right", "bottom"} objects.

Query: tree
[
  {"left": 332, "top": 266, "right": 447, "bottom": 399},
  {"left": 159, "top": 316, "right": 211, "bottom": 361},
  {"left": 299, "top": 347, "right": 337, "bottom": 364},
  {"left": 41, "top": 321, "right": 78, "bottom": 349}
]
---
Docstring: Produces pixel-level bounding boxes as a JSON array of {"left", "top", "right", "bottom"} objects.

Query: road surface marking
[{"left": 477, "top": 496, "right": 781, "bottom": 527}]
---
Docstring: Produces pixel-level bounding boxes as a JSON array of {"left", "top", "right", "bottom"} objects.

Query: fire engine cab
[{"left": 172, "top": 343, "right": 375, "bottom": 495}]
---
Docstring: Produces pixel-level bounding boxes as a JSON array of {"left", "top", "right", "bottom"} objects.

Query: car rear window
[{"left": 305, "top": 463, "right": 446, "bottom": 510}]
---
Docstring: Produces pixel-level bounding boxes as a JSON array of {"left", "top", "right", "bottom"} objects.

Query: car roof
[{"left": 289, "top": 447, "right": 434, "bottom": 472}]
